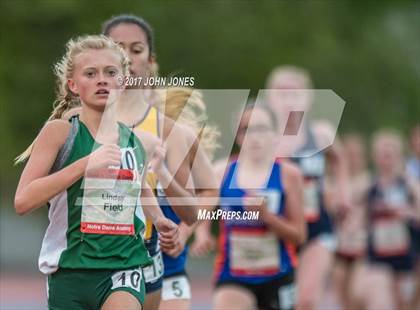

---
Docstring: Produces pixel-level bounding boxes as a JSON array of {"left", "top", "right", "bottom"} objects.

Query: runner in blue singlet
[{"left": 213, "top": 103, "right": 306, "bottom": 310}]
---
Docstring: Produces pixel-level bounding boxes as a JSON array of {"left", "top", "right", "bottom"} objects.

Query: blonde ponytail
[{"left": 160, "top": 87, "right": 220, "bottom": 160}]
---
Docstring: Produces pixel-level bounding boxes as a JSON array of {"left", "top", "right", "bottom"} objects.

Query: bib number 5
[{"left": 162, "top": 275, "right": 191, "bottom": 300}]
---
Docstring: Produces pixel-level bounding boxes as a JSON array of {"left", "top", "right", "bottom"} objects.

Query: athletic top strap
[{"left": 50, "top": 115, "right": 79, "bottom": 173}]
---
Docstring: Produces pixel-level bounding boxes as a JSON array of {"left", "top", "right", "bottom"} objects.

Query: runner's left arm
[
  {"left": 161, "top": 222, "right": 194, "bottom": 258},
  {"left": 402, "top": 177, "right": 420, "bottom": 223},
  {"left": 161, "top": 132, "right": 219, "bottom": 257},
  {"left": 189, "top": 134, "right": 219, "bottom": 212},
  {"left": 140, "top": 172, "right": 179, "bottom": 251},
  {"left": 157, "top": 122, "right": 201, "bottom": 225},
  {"left": 245, "top": 162, "right": 306, "bottom": 245},
  {"left": 190, "top": 157, "right": 227, "bottom": 257},
  {"left": 135, "top": 129, "right": 180, "bottom": 248}
]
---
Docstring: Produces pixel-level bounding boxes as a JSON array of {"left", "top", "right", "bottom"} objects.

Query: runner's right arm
[
  {"left": 15, "top": 120, "right": 121, "bottom": 215},
  {"left": 190, "top": 158, "right": 227, "bottom": 257},
  {"left": 190, "top": 220, "right": 215, "bottom": 257},
  {"left": 140, "top": 180, "right": 179, "bottom": 251},
  {"left": 158, "top": 122, "right": 199, "bottom": 225}
]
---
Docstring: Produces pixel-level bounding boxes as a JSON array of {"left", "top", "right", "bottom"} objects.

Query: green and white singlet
[{"left": 39, "top": 116, "right": 152, "bottom": 274}]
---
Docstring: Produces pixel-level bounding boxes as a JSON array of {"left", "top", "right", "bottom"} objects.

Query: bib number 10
[
  {"left": 111, "top": 268, "right": 143, "bottom": 292},
  {"left": 120, "top": 148, "right": 138, "bottom": 171}
]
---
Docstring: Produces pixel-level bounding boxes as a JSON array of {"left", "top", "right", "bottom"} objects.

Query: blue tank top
[
  {"left": 214, "top": 160, "right": 296, "bottom": 284},
  {"left": 158, "top": 192, "right": 189, "bottom": 277},
  {"left": 291, "top": 127, "right": 333, "bottom": 240}
]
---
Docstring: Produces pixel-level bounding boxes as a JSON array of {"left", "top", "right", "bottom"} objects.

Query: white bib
[
  {"left": 143, "top": 251, "right": 164, "bottom": 284},
  {"left": 80, "top": 169, "right": 141, "bottom": 235},
  {"left": 303, "top": 180, "right": 320, "bottom": 222},
  {"left": 300, "top": 155, "right": 325, "bottom": 177},
  {"left": 111, "top": 267, "right": 143, "bottom": 292},
  {"left": 373, "top": 218, "right": 410, "bottom": 256},
  {"left": 337, "top": 230, "right": 366, "bottom": 256},
  {"left": 383, "top": 185, "right": 408, "bottom": 206},
  {"left": 162, "top": 275, "right": 191, "bottom": 300},
  {"left": 80, "top": 148, "right": 143, "bottom": 235},
  {"left": 230, "top": 229, "right": 280, "bottom": 276}
]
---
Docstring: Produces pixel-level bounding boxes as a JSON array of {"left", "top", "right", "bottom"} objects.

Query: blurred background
[{"left": 1, "top": 0, "right": 419, "bottom": 309}]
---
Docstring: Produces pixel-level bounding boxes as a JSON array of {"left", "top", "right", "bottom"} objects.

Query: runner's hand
[
  {"left": 243, "top": 192, "right": 268, "bottom": 216},
  {"left": 190, "top": 231, "right": 215, "bottom": 257},
  {"left": 162, "top": 230, "right": 188, "bottom": 258},
  {"left": 86, "top": 144, "right": 121, "bottom": 171},
  {"left": 156, "top": 217, "right": 179, "bottom": 251}
]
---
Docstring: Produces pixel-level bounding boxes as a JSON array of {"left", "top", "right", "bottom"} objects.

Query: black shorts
[
  {"left": 410, "top": 223, "right": 420, "bottom": 259},
  {"left": 369, "top": 254, "right": 415, "bottom": 273},
  {"left": 216, "top": 273, "right": 295, "bottom": 310}
]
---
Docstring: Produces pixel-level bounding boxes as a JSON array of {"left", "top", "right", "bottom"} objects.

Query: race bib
[
  {"left": 80, "top": 148, "right": 143, "bottom": 235},
  {"left": 111, "top": 267, "right": 143, "bottom": 292},
  {"left": 278, "top": 283, "right": 296, "bottom": 310},
  {"left": 162, "top": 275, "right": 191, "bottom": 300},
  {"left": 383, "top": 185, "right": 408, "bottom": 207},
  {"left": 373, "top": 218, "right": 410, "bottom": 256},
  {"left": 143, "top": 251, "right": 164, "bottom": 284},
  {"left": 337, "top": 230, "right": 366, "bottom": 256},
  {"left": 303, "top": 180, "right": 320, "bottom": 222},
  {"left": 258, "top": 190, "right": 281, "bottom": 214},
  {"left": 300, "top": 154, "right": 325, "bottom": 177},
  {"left": 230, "top": 228, "right": 280, "bottom": 276},
  {"left": 120, "top": 147, "right": 141, "bottom": 171}
]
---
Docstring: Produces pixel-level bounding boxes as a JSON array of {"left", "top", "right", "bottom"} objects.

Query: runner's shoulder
[
  {"left": 133, "top": 128, "right": 162, "bottom": 158},
  {"left": 134, "top": 127, "right": 161, "bottom": 145},
  {"left": 62, "top": 106, "right": 81, "bottom": 120},
  {"left": 160, "top": 113, "right": 195, "bottom": 142},
  {"left": 281, "top": 160, "right": 303, "bottom": 184},
  {"left": 38, "top": 119, "right": 71, "bottom": 146},
  {"left": 311, "top": 120, "right": 336, "bottom": 147}
]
